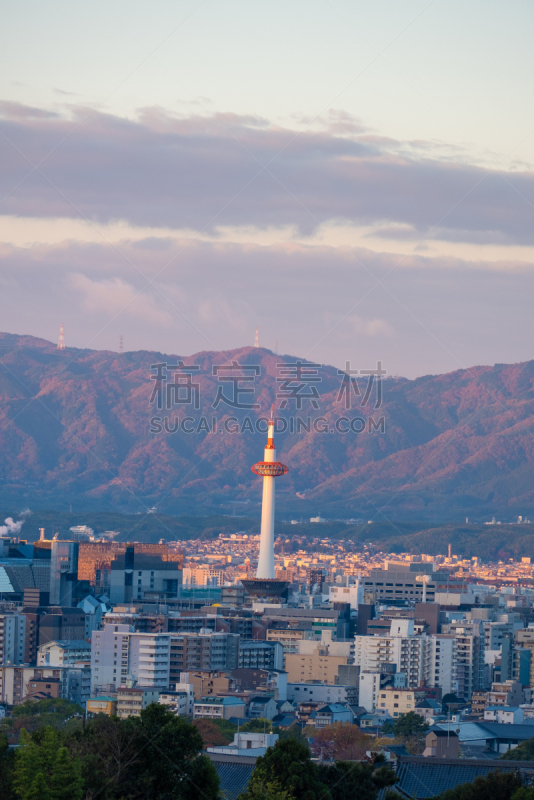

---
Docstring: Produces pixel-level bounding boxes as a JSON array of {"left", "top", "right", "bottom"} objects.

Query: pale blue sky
[{"left": 2, "top": 0, "right": 534, "bottom": 164}]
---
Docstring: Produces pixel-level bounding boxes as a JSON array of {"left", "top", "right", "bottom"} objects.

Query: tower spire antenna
[
  {"left": 254, "top": 327, "right": 259, "bottom": 348},
  {"left": 57, "top": 323, "right": 65, "bottom": 350}
]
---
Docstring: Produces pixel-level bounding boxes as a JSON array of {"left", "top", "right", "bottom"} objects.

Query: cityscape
[{"left": 3, "top": 2, "right": 534, "bottom": 799}]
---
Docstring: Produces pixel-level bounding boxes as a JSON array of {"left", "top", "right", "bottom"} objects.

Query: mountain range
[{"left": 1, "top": 331, "right": 534, "bottom": 522}]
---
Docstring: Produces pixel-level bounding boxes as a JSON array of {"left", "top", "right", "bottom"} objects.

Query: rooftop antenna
[
  {"left": 57, "top": 323, "right": 65, "bottom": 350},
  {"left": 254, "top": 327, "right": 259, "bottom": 348},
  {"left": 119, "top": 334, "right": 124, "bottom": 353}
]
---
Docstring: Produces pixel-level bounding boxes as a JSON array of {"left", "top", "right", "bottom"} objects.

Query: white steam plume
[{"left": 0, "top": 510, "right": 31, "bottom": 536}]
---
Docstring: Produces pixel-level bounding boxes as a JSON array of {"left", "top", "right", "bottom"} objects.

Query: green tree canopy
[
  {"left": 317, "top": 759, "right": 397, "bottom": 800},
  {"left": 273, "top": 724, "right": 309, "bottom": 748},
  {"left": 239, "top": 738, "right": 331, "bottom": 800},
  {"left": 442, "top": 693, "right": 461, "bottom": 713},
  {"left": 48, "top": 747, "right": 83, "bottom": 800},
  {"left": 0, "top": 731, "right": 15, "bottom": 800},
  {"left": 391, "top": 711, "right": 429, "bottom": 739},
  {"left": 69, "top": 702, "right": 219, "bottom": 800},
  {"left": 501, "top": 735, "right": 534, "bottom": 760},
  {"left": 434, "top": 770, "right": 523, "bottom": 800},
  {"left": 25, "top": 772, "right": 49, "bottom": 800}
]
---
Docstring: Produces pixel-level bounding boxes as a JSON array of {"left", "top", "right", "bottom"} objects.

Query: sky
[{"left": 1, "top": 0, "right": 534, "bottom": 378}]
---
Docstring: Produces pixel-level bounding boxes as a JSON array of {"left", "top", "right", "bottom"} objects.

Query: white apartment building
[
  {"left": 287, "top": 683, "right": 358, "bottom": 705},
  {"left": 443, "top": 620, "right": 485, "bottom": 700},
  {"left": 355, "top": 621, "right": 461, "bottom": 700},
  {"left": 354, "top": 619, "right": 425, "bottom": 688},
  {"left": 329, "top": 581, "right": 364, "bottom": 609},
  {"left": 359, "top": 670, "right": 407, "bottom": 713},
  {"left": 91, "top": 623, "right": 171, "bottom": 694},
  {"left": 422, "top": 635, "right": 457, "bottom": 695},
  {"left": 38, "top": 640, "right": 91, "bottom": 667},
  {"left": 91, "top": 623, "right": 132, "bottom": 693}
]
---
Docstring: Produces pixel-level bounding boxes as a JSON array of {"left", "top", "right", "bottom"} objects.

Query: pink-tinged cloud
[
  {"left": 1, "top": 236, "right": 534, "bottom": 378},
  {"left": 1, "top": 102, "right": 534, "bottom": 243}
]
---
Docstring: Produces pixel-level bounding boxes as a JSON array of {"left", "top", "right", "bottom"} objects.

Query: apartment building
[
  {"left": 37, "top": 639, "right": 91, "bottom": 666},
  {"left": 376, "top": 688, "right": 419, "bottom": 718},
  {"left": 169, "top": 632, "right": 239, "bottom": 685},
  {"left": 358, "top": 667, "right": 404, "bottom": 713},
  {"left": 117, "top": 687, "right": 161, "bottom": 719},
  {"left": 91, "top": 623, "right": 171, "bottom": 693},
  {"left": 285, "top": 645, "right": 350, "bottom": 685},
  {"left": 266, "top": 628, "right": 309, "bottom": 664},
  {"left": 0, "top": 665, "right": 90, "bottom": 705},
  {"left": 238, "top": 641, "right": 284, "bottom": 671},
  {"left": 354, "top": 619, "right": 425, "bottom": 688},
  {"left": 515, "top": 628, "right": 534, "bottom": 685},
  {"left": 422, "top": 635, "right": 457, "bottom": 695},
  {"left": 193, "top": 696, "right": 246, "bottom": 720},
  {"left": 444, "top": 620, "right": 485, "bottom": 700},
  {"left": 0, "top": 610, "right": 25, "bottom": 665}
]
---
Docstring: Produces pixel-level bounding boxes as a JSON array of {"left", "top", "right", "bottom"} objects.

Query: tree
[
  {"left": 26, "top": 772, "right": 50, "bottom": 800},
  {"left": 501, "top": 735, "right": 534, "bottom": 760},
  {"left": 442, "top": 693, "right": 460, "bottom": 714},
  {"left": 8, "top": 700, "right": 84, "bottom": 740},
  {"left": 435, "top": 770, "right": 523, "bottom": 800},
  {"left": 511, "top": 789, "right": 534, "bottom": 800},
  {"left": 125, "top": 703, "right": 219, "bottom": 800},
  {"left": 0, "top": 731, "right": 16, "bottom": 800},
  {"left": 13, "top": 729, "right": 48, "bottom": 798},
  {"left": 66, "top": 714, "right": 139, "bottom": 800},
  {"left": 310, "top": 722, "right": 371, "bottom": 761},
  {"left": 239, "top": 738, "right": 331, "bottom": 800},
  {"left": 193, "top": 719, "right": 234, "bottom": 748},
  {"left": 274, "top": 724, "right": 309, "bottom": 749},
  {"left": 240, "top": 782, "right": 294, "bottom": 800},
  {"left": 391, "top": 712, "right": 428, "bottom": 739},
  {"left": 48, "top": 747, "right": 83, "bottom": 800},
  {"left": 317, "top": 759, "right": 397, "bottom": 800}
]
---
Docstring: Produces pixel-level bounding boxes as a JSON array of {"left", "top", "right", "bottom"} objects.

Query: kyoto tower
[{"left": 242, "top": 409, "right": 290, "bottom": 599}]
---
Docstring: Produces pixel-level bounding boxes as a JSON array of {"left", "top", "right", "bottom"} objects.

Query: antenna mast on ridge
[
  {"left": 254, "top": 327, "right": 259, "bottom": 348},
  {"left": 57, "top": 323, "right": 65, "bottom": 350}
]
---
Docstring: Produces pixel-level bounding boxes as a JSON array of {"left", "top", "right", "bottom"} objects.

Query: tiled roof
[
  {"left": 206, "top": 755, "right": 257, "bottom": 800},
  {"left": 396, "top": 757, "right": 529, "bottom": 799},
  {"left": 212, "top": 762, "right": 255, "bottom": 800}
]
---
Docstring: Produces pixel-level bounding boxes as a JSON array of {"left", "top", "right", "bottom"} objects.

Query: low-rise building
[
  {"left": 87, "top": 696, "right": 118, "bottom": 716},
  {"left": 484, "top": 706, "right": 525, "bottom": 724},
  {"left": 193, "top": 696, "right": 246, "bottom": 720},
  {"left": 376, "top": 688, "right": 419, "bottom": 718},
  {"left": 287, "top": 683, "right": 358, "bottom": 706},
  {"left": 38, "top": 639, "right": 91, "bottom": 666},
  {"left": 313, "top": 703, "right": 353, "bottom": 728},
  {"left": 248, "top": 694, "right": 278, "bottom": 720},
  {"left": 159, "top": 687, "right": 195, "bottom": 716},
  {"left": 116, "top": 687, "right": 160, "bottom": 719}
]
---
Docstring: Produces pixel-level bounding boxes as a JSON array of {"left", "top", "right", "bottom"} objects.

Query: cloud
[
  {"left": 70, "top": 273, "right": 173, "bottom": 326},
  {"left": 1, "top": 235, "right": 534, "bottom": 379},
  {"left": 1, "top": 102, "right": 534, "bottom": 244}
]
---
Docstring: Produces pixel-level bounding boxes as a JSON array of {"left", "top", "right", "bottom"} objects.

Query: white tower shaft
[{"left": 256, "top": 419, "right": 276, "bottom": 579}]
